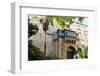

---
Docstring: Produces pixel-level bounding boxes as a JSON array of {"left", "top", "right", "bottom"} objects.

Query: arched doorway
[{"left": 66, "top": 46, "right": 76, "bottom": 59}]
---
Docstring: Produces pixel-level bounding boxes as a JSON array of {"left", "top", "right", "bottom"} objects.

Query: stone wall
[
  {"left": 28, "top": 21, "right": 88, "bottom": 58},
  {"left": 29, "top": 23, "right": 58, "bottom": 57}
]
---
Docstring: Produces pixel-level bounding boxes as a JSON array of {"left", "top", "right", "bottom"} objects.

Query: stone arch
[
  {"left": 66, "top": 46, "right": 76, "bottom": 59},
  {"left": 74, "top": 40, "right": 76, "bottom": 44},
  {"left": 69, "top": 40, "right": 71, "bottom": 44},
  {"left": 66, "top": 39, "right": 68, "bottom": 43},
  {"left": 72, "top": 40, "right": 74, "bottom": 44}
]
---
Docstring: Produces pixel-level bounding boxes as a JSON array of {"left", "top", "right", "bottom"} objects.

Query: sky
[{"left": 74, "top": 17, "right": 88, "bottom": 25}]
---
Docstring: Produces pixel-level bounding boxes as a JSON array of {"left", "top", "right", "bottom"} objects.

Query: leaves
[
  {"left": 74, "top": 46, "right": 88, "bottom": 59},
  {"left": 47, "top": 16, "right": 84, "bottom": 30},
  {"left": 77, "top": 17, "right": 85, "bottom": 23},
  {"left": 29, "top": 16, "right": 85, "bottom": 31},
  {"left": 28, "top": 18, "right": 39, "bottom": 37},
  {"left": 28, "top": 40, "right": 59, "bottom": 60},
  {"left": 28, "top": 23, "right": 38, "bottom": 37},
  {"left": 43, "top": 18, "right": 49, "bottom": 32},
  {"left": 28, "top": 40, "right": 46, "bottom": 60}
]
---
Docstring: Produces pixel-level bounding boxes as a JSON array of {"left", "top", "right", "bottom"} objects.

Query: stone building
[
  {"left": 29, "top": 17, "right": 88, "bottom": 59},
  {"left": 70, "top": 22, "right": 88, "bottom": 47},
  {"left": 54, "top": 29, "right": 80, "bottom": 59}
]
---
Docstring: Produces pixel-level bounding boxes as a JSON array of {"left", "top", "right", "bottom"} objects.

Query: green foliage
[
  {"left": 65, "top": 16, "right": 75, "bottom": 24},
  {"left": 28, "top": 40, "right": 59, "bottom": 60},
  {"left": 28, "top": 19, "right": 38, "bottom": 37},
  {"left": 48, "top": 16, "right": 65, "bottom": 30},
  {"left": 84, "top": 47, "right": 88, "bottom": 58},
  {"left": 48, "top": 16, "right": 54, "bottom": 25},
  {"left": 47, "top": 16, "right": 84, "bottom": 30},
  {"left": 43, "top": 18, "right": 49, "bottom": 32},
  {"left": 74, "top": 46, "right": 88, "bottom": 59},
  {"left": 78, "top": 48, "right": 84, "bottom": 58},
  {"left": 28, "top": 40, "right": 46, "bottom": 60},
  {"left": 29, "top": 16, "right": 85, "bottom": 31},
  {"left": 77, "top": 17, "right": 85, "bottom": 23}
]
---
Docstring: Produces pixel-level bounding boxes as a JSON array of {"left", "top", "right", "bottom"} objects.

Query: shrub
[
  {"left": 28, "top": 40, "right": 58, "bottom": 60},
  {"left": 28, "top": 40, "right": 46, "bottom": 60},
  {"left": 74, "top": 46, "right": 88, "bottom": 59}
]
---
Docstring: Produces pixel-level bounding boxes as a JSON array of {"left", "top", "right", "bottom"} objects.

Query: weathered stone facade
[
  {"left": 70, "top": 22, "right": 88, "bottom": 47},
  {"left": 29, "top": 21, "right": 88, "bottom": 59},
  {"left": 55, "top": 38, "right": 80, "bottom": 59},
  {"left": 29, "top": 23, "right": 58, "bottom": 57}
]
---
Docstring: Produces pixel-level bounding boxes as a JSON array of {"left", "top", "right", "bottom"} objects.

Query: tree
[
  {"left": 28, "top": 18, "right": 38, "bottom": 37},
  {"left": 28, "top": 40, "right": 46, "bottom": 60},
  {"left": 48, "top": 16, "right": 84, "bottom": 30},
  {"left": 74, "top": 46, "right": 88, "bottom": 59},
  {"left": 42, "top": 17, "right": 49, "bottom": 55},
  {"left": 28, "top": 40, "right": 59, "bottom": 60}
]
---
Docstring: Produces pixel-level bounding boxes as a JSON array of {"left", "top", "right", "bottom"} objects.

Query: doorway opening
[{"left": 66, "top": 46, "right": 76, "bottom": 59}]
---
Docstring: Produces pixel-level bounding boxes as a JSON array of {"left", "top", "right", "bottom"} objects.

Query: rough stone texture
[
  {"left": 70, "top": 22, "right": 88, "bottom": 47},
  {"left": 29, "top": 31, "right": 45, "bottom": 53},
  {"left": 28, "top": 22, "right": 88, "bottom": 58},
  {"left": 56, "top": 39, "right": 78, "bottom": 59},
  {"left": 29, "top": 23, "right": 58, "bottom": 56}
]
